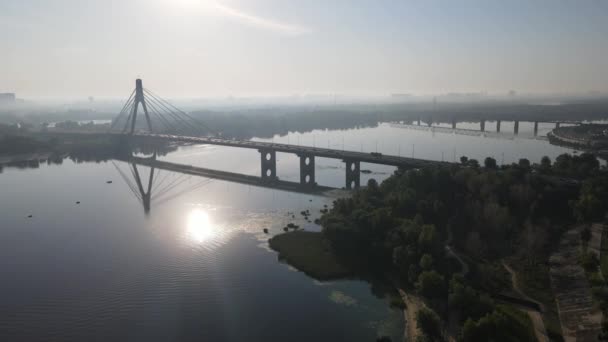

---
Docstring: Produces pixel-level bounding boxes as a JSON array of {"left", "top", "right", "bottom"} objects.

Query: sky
[{"left": 1, "top": 0, "right": 607, "bottom": 98}]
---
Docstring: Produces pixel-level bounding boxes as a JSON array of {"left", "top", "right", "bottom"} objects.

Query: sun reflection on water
[{"left": 186, "top": 209, "right": 217, "bottom": 243}]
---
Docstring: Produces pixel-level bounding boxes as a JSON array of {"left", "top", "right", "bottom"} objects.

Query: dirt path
[
  {"left": 503, "top": 262, "right": 550, "bottom": 342},
  {"left": 446, "top": 245, "right": 469, "bottom": 276},
  {"left": 397, "top": 288, "right": 424, "bottom": 342}
]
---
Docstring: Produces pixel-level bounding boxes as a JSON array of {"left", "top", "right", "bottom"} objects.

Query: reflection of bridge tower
[
  {"left": 112, "top": 155, "right": 214, "bottom": 215},
  {"left": 131, "top": 163, "right": 155, "bottom": 213}
]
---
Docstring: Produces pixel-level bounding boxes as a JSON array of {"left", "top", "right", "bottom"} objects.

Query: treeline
[{"left": 320, "top": 152, "right": 606, "bottom": 341}]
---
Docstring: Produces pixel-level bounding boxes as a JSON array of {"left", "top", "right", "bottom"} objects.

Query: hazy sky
[{"left": 1, "top": 0, "right": 607, "bottom": 98}]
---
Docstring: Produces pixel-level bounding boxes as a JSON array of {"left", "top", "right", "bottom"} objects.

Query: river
[{"left": 0, "top": 121, "right": 578, "bottom": 341}]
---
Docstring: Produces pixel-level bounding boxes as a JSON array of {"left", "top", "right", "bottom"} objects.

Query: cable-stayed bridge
[{"left": 107, "top": 79, "right": 449, "bottom": 190}]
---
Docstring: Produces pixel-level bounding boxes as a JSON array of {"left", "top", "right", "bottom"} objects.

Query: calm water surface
[{"left": 0, "top": 123, "right": 578, "bottom": 341}]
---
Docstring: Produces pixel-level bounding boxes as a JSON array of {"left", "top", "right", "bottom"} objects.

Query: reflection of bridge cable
[
  {"left": 111, "top": 161, "right": 143, "bottom": 203},
  {"left": 153, "top": 173, "right": 189, "bottom": 200},
  {"left": 112, "top": 159, "right": 218, "bottom": 213},
  {"left": 153, "top": 178, "right": 214, "bottom": 207}
]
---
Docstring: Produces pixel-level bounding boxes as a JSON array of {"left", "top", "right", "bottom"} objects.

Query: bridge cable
[
  {"left": 144, "top": 88, "right": 216, "bottom": 135},
  {"left": 144, "top": 92, "right": 198, "bottom": 135},
  {"left": 110, "top": 89, "right": 136, "bottom": 132},
  {"left": 144, "top": 99, "right": 179, "bottom": 133},
  {"left": 143, "top": 94, "right": 188, "bottom": 133},
  {"left": 144, "top": 96, "right": 189, "bottom": 134}
]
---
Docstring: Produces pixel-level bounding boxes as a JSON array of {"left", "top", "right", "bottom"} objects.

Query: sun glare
[
  {"left": 187, "top": 209, "right": 216, "bottom": 243},
  {"left": 170, "top": 0, "right": 203, "bottom": 9}
]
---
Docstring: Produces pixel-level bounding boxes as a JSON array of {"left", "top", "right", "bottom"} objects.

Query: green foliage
[
  {"left": 579, "top": 250, "right": 599, "bottom": 272},
  {"left": 581, "top": 226, "right": 592, "bottom": 244},
  {"left": 416, "top": 307, "right": 443, "bottom": 341},
  {"left": 540, "top": 156, "right": 552, "bottom": 171},
  {"left": 574, "top": 175, "right": 608, "bottom": 222},
  {"left": 460, "top": 306, "right": 536, "bottom": 342},
  {"left": 518, "top": 158, "right": 531, "bottom": 169},
  {"left": 416, "top": 270, "right": 446, "bottom": 299},
  {"left": 484, "top": 157, "right": 497, "bottom": 169},
  {"left": 317, "top": 152, "right": 608, "bottom": 340},
  {"left": 420, "top": 254, "right": 434, "bottom": 271},
  {"left": 449, "top": 276, "right": 495, "bottom": 322},
  {"left": 553, "top": 153, "right": 599, "bottom": 178}
]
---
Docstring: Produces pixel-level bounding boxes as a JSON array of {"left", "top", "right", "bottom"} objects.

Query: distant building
[{"left": 0, "top": 93, "right": 16, "bottom": 103}]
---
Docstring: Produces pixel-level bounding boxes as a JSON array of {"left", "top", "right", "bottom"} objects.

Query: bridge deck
[{"left": 131, "top": 133, "right": 449, "bottom": 168}]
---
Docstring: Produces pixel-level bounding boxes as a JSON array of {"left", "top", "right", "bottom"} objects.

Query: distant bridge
[{"left": 105, "top": 79, "right": 450, "bottom": 189}]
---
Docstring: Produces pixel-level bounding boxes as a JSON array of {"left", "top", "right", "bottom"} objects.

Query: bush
[{"left": 416, "top": 307, "right": 442, "bottom": 340}]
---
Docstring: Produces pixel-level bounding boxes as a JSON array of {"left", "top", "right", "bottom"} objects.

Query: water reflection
[{"left": 186, "top": 209, "right": 216, "bottom": 243}]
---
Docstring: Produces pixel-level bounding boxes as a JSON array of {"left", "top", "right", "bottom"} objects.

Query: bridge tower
[{"left": 125, "top": 79, "right": 153, "bottom": 134}]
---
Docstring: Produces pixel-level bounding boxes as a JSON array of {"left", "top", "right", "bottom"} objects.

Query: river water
[{"left": 0, "top": 121, "right": 577, "bottom": 341}]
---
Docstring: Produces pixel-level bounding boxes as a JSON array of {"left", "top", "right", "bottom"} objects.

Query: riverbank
[
  {"left": 269, "top": 230, "right": 420, "bottom": 342},
  {"left": 548, "top": 124, "right": 608, "bottom": 150},
  {"left": 268, "top": 231, "right": 353, "bottom": 280}
]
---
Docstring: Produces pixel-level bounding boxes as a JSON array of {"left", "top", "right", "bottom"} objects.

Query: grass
[{"left": 268, "top": 231, "right": 353, "bottom": 281}]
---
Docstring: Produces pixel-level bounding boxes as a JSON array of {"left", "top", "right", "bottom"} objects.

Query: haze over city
[{"left": 2, "top": 0, "right": 608, "bottom": 99}]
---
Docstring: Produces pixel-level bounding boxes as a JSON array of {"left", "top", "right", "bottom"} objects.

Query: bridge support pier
[
  {"left": 534, "top": 121, "right": 539, "bottom": 136},
  {"left": 259, "top": 149, "right": 277, "bottom": 181},
  {"left": 344, "top": 160, "right": 360, "bottom": 189},
  {"left": 417, "top": 118, "right": 421, "bottom": 126},
  {"left": 496, "top": 120, "right": 501, "bottom": 132},
  {"left": 299, "top": 154, "right": 316, "bottom": 187},
  {"left": 452, "top": 120, "right": 456, "bottom": 129},
  {"left": 480, "top": 120, "right": 485, "bottom": 132},
  {"left": 555, "top": 122, "right": 560, "bottom": 128},
  {"left": 514, "top": 121, "right": 519, "bottom": 135}
]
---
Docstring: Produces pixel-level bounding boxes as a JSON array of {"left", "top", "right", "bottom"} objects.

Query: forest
[{"left": 319, "top": 153, "right": 606, "bottom": 341}]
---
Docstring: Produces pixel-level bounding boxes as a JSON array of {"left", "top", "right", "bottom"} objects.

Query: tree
[
  {"left": 518, "top": 158, "right": 530, "bottom": 169},
  {"left": 416, "top": 307, "right": 442, "bottom": 340},
  {"left": 460, "top": 156, "right": 469, "bottom": 165},
  {"left": 580, "top": 250, "right": 599, "bottom": 272},
  {"left": 540, "top": 156, "right": 551, "bottom": 172},
  {"left": 484, "top": 157, "right": 497, "bottom": 169},
  {"left": 420, "top": 254, "right": 433, "bottom": 271},
  {"left": 461, "top": 308, "right": 535, "bottom": 342},
  {"left": 417, "top": 270, "right": 445, "bottom": 299},
  {"left": 581, "top": 226, "right": 592, "bottom": 245}
]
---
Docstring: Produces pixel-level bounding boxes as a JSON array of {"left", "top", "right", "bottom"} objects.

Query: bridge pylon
[{"left": 124, "top": 79, "right": 153, "bottom": 135}]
